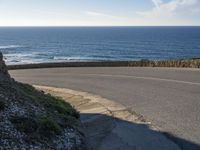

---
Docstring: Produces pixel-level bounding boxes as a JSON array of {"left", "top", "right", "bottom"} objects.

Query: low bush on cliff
[{"left": 13, "top": 82, "right": 80, "bottom": 119}]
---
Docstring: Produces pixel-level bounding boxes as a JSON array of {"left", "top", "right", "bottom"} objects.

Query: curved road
[{"left": 10, "top": 67, "right": 200, "bottom": 149}]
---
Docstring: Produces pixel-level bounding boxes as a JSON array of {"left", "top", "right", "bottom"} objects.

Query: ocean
[{"left": 0, "top": 27, "right": 200, "bottom": 65}]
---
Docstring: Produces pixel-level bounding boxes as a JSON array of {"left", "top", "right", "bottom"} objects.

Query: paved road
[{"left": 10, "top": 67, "right": 200, "bottom": 149}]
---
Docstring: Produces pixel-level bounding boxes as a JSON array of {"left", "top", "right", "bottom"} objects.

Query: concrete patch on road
[{"left": 35, "top": 85, "right": 180, "bottom": 150}]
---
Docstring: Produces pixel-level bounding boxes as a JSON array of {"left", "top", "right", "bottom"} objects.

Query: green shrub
[
  {"left": 14, "top": 83, "right": 80, "bottom": 119},
  {"left": 11, "top": 116, "right": 61, "bottom": 138},
  {"left": 10, "top": 117, "right": 38, "bottom": 133},
  {"left": 44, "top": 94, "right": 80, "bottom": 119},
  {"left": 38, "top": 117, "right": 61, "bottom": 136}
]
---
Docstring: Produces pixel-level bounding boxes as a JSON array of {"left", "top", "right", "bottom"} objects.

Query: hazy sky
[{"left": 0, "top": 0, "right": 200, "bottom": 26}]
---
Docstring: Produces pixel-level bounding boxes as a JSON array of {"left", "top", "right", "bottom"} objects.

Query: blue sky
[{"left": 0, "top": 0, "right": 200, "bottom": 26}]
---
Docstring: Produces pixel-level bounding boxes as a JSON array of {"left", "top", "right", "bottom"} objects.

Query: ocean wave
[
  {"left": 4, "top": 53, "right": 34, "bottom": 58},
  {"left": 0, "top": 45, "right": 24, "bottom": 49},
  {"left": 53, "top": 56, "right": 86, "bottom": 60}
]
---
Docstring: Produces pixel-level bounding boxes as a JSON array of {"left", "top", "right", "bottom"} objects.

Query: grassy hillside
[{"left": 0, "top": 75, "right": 85, "bottom": 149}]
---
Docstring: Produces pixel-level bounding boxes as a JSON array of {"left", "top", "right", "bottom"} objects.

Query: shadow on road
[
  {"left": 163, "top": 132, "right": 200, "bottom": 150},
  {"left": 81, "top": 113, "right": 200, "bottom": 150}
]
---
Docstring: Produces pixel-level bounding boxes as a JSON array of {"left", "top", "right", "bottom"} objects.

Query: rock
[{"left": 0, "top": 52, "right": 10, "bottom": 78}]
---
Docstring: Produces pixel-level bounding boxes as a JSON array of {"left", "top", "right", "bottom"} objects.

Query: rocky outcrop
[{"left": 0, "top": 52, "right": 10, "bottom": 77}]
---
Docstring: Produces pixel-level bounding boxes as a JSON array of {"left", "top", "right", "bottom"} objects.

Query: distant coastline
[{"left": 7, "top": 58, "right": 200, "bottom": 70}]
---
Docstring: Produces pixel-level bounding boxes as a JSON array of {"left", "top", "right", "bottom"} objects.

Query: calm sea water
[{"left": 0, "top": 27, "right": 200, "bottom": 65}]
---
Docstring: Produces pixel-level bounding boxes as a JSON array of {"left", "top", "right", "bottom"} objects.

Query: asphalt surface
[{"left": 10, "top": 67, "right": 200, "bottom": 149}]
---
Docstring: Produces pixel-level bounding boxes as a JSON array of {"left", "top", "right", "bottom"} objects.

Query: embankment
[{"left": 7, "top": 59, "right": 200, "bottom": 70}]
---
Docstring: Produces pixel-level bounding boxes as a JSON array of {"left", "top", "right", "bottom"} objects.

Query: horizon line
[{"left": 0, "top": 25, "right": 200, "bottom": 27}]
